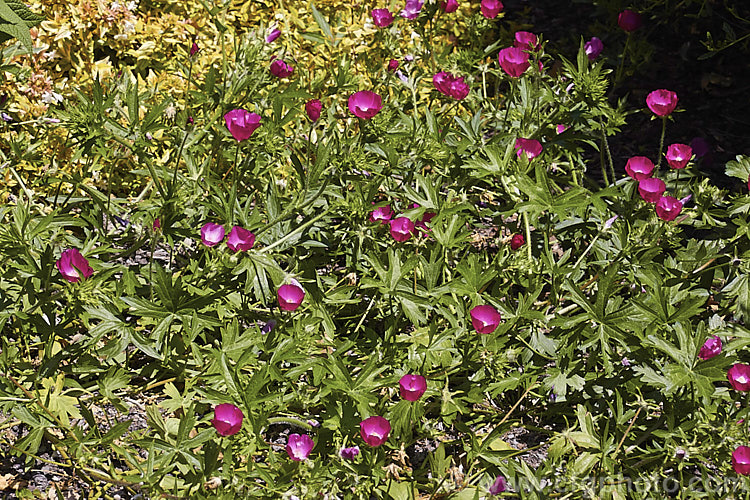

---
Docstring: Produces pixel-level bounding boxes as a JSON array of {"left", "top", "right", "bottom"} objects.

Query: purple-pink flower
[
  {"left": 305, "top": 99, "right": 322, "bottom": 122},
  {"left": 584, "top": 37, "right": 604, "bottom": 60},
  {"left": 514, "top": 31, "right": 539, "bottom": 51},
  {"left": 556, "top": 124, "right": 568, "bottom": 134},
  {"left": 734, "top": 446, "right": 750, "bottom": 475},
  {"left": 390, "top": 217, "right": 415, "bottom": 242},
  {"left": 286, "top": 433, "right": 314, "bottom": 461},
  {"left": 190, "top": 42, "right": 200, "bottom": 57},
  {"left": 201, "top": 223, "right": 225, "bottom": 247},
  {"left": 440, "top": 0, "right": 458, "bottom": 13},
  {"left": 618, "top": 9, "right": 642, "bottom": 32},
  {"left": 498, "top": 47, "right": 530, "bottom": 77},
  {"left": 369, "top": 204, "right": 394, "bottom": 224},
  {"left": 278, "top": 281, "right": 305, "bottom": 312},
  {"left": 360, "top": 416, "right": 391, "bottom": 447},
  {"left": 270, "top": 59, "right": 294, "bottom": 78},
  {"left": 470, "top": 304, "right": 501, "bottom": 334},
  {"left": 480, "top": 0, "right": 503, "bottom": 19},
  {"left": 387, "top": 59, "right": 399, "bottom": 72},
  {"left": 698, "top": 335, "right": 722, "bottom": 360},
  {"left": 56, "top": 249, "right": 94, "bottom": 283},
  {"left": 339, "top": 446, "right": 360, "bottom": 460},
  {"left": 728, "top": 364, "right": 750, "bottom": 391},
  {"left": 655, "top": 196, "right": 683, "bottom": 222},
  {"left": 665, "top": 143, "right": 692, "bottom": 169},
  {"left": 211, "top": 403, "right": 243, "bottom": 437},
  {"left": 625, "top": 156, "right": 654, "bottom": 181},
  {"left": 433, "top": 72, "right": 470, "bottom": 100},
  {"left": 371, "top": 9, "right": 394, "bottom": 27},
  {"left": 348, "top": 91, "right": 382, "bottom": 120},
  {"left": 638, "top": 178, "right": 666, "bottom": 203},
  {"left": 489, "top": 476, "right": 507, "bottom": 495},
  {"left": 226, "top": 226, "right": 255, "bottom": 252},
  {"left": 514, "top": 138, "right": 543, "bottom": 160},
  {"left": 399, "top": 374, "right": 427, "bottom": 401},
  {"left": 224, "top": 109, "right": 261, "bottom": 141},
  {"left": 265, "top": 28, "right": 281, "bottom": 43},
  {"left": 646, "top": 89, "right": 678, "bottom": 117},
  {"left": 510, "top": 233, "right": 525, "bottom": 250},
  {"left": 400, "top": 0, "right": 424, "bottom": 19}
]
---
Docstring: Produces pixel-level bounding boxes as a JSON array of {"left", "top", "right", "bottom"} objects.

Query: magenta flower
[
  {"left": 584, "top": 37, "right": 603, "bottom": 60},
  {"left": 729, "top": 364, "right": 750, "bottom": 391},
  {"left": 514, "top": 138, "right": 543, "bottom": 160},
  {"left": 480, "top": 0, "right": 503, "bottom": 19},
  {"left": 226, "top": 226, "right": 255, "bottom": 252},
  {"left": 433, "top": 72, "right": 469, "bottom": 100},
  {"left": 514, "top": 31, "right": 539, "bottom": 51},
  {"left": 211, "top": 403, "right": 243, "bottom": 437},
  {"left": 556, "top": 124, "right": 567, "bottom": 134},
  {"left": 646, "top": 89, "right": 678, "bottom": 117},
  {"left": 618, "top": 9, "right": 642, "bottom": 32},
  {"left": 286, "top": 433, "right": 314, "bottom": 461},
  {"left": 390, "top": 217, "right": 415, "bottom": 242},
  {"left": 278, "top": 282, "right": 305, "bottom": 312},
  {"left": 305, "top": 99, "right": 322, "bottom": 122},
  {"left": 339, "top": 446, "right": 360, "bottom": 460},
  {"left": 665, "top": 143, "right": 692, "bottom": 169},
  {"left": 266, "top": 28, "right": 281, "bottom": 43},
  {"left": 655, "top": 196, "right": 683, "bottom": 222},
  {"left": 498, "top": 47, "right": 530, "bottom": 77},
  {"left": 698, "top": 335, "right": 722, "bottom": 360},
  {"left": 638, "top": 178, "right": 666, "bottom": 203},
  {"left": 489, "top": 476, "right": 507, "bottom": 495},
  {"left": 371, "top": 9, "right": 394, "bottom": 27},
  {"left": 201, "top": 222, "right": 225, "bottom": 247},
  {"left": 734, "top": 446, "right": 750, "bottom": 475},
  {"left": 152, "top": 218, "right": 161, "bottom": 231},
  {"left": 369, "top": 204, "right": 394, "bottom": 224},
  {"left": 625, "top": 156, "right": 654, "bottom": 181},
  {"left": 470, "top": 304, "right": 501, "bottom": 334},
  {"left": 360, "top": 416, "right": 391, "bottom": 447},
  {"left": 416, "top": 211, "right": 436, "bottom": 231},
  {"left": 56, "top": 249, "right": 94, "bottom": 283},
  {"left": 399, "top": 374, "right": 427, "bottom": 401},
  {"left": 270, "top": 59, "right": 293, "bottom": 78},
  {"left": 400, "top": 0, "right": 424, "bottom": 19},
  {"left": 387, "top": 59, "right": 399, "bottom": 72},
  {"left": 224, "top": 109, "right": 261, "bottom": 141},
  {"left": 510, "top": 233, "right": 525, "bottom": 250},
  {"left": 348, "top": 91, "right": 383, "bottom": 120},
  {"left": 190, "top": 42, "right": 200, "bottom": 57},
  {"left": 440, "top": 0, "right": 458, "bottom": 13}
]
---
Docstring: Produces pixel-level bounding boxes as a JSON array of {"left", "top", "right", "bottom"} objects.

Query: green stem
[
  {"left": 656, "top": 117, "right": 667, "bottom": 171},
  {"left": 614, "top": 34, "right": 631, "bottom": 87},
  {"left": 523, "top": 212, "right": 532, "bottom": 261}
]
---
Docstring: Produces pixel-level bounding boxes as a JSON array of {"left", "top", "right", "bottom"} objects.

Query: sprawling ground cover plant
[{"left": 1, "top": 0, "right": 750, "bottom": 498}]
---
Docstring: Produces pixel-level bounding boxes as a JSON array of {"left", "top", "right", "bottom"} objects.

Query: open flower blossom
[
  {"left": 498, "top": 47, "right": 530, "bottom": 77},
  {"left": 734, "top": 446, "right": 750, "bottom": 475},
  {"left": 638, "top": 178, "right": 666, "bottom": 203},
  {"left": 226, "top": 226, "right": 255, "bottom": 252},
  {"left": 625, "top": 156, "right": 654, "bottom": 181},
  {"left": 510, "top": 233, "right": 525, "bottom": 250},
  {"left": 655, "top": 196, "right": 683, "bottom": 222},
  {"left": 514, "top": 31, "right": 539, "bottom": 51},
  {"left": 224, "top": 109, "right": 261, "bottom": 141},
  {"left": 390, "top": 217, "right": 415, "bottom": 242},
  {"left": 470, "top": 304, "right": 501, "bottom": 334},
  {"left": 278, "top": 281, "right": 305, "bottom": 312},
  {"left": 433, "top": 72, "right": 470, "bottom": 100},
  {"left": 480, "top": 0, "right": 503, "bottom": 19},
  {"left": 360, "top": 416, "right": 391, "bottom": 447},
  {"left": 201, "top": 223, "right": 225, "bottom": 247},
  {"left": 270, "top": 59, "right": 293, "bottom": 78},
  {"left": 305, "top": 99, "right": 322, "bottom": 122},
  {"left": 348, "top": 91, "right": 382, "bottom": 120},
  {"left": 514, "top": 138, "right": 543, "bottom": 160},
  {"left": 211, "top": 403, "right": 243, "bottom": 436},
  {"left": 665, "top": 143, "right": 692, "bottom": 169},
  {"left": 371, "top": 9, "right": 394, "bottom": 27},
  {"left": 646, "top": 89, "right": 678, "bottom": 117},
  {"left": 56, "top": 249, "right": 94, "bottom": 283},
  {"left": 728, "top": 364, "right": 750, "bottom": 391},
  {"left": 584, "top": 37, "right": 603, "bottom": 60},
  {"left": 286, "top": 434, "right": 314, "bottom": 461},
  {"left": 698, "top": 335, "right": 722, "bottom": 360},
  {"left": 369, "top": 204, "right": 393, "bottom": 224},
  {"left": 400, "top": 0, "right": 423, "bottom": 19},
  {"left": 265, "top": 27, "right": 281, "bottom": 43},
  {"left": 489, "top": 476, "right": 507, "bottom": 495},
  {"left": 399, "top": 374, "right": 427, "bottom": 401},
  {"left": 440, "top": 0, "right": 458, "bottom": 13},
  {"left": 339, "top": 446, "right": 360, "bottom": 460},
  {"left": 618, "top": 9, "right": 642, "bottom": 32}
]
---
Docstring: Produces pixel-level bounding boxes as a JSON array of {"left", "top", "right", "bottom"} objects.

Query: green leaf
[{"left": 310, "top": 3, "right": 333, "bottom": 45}]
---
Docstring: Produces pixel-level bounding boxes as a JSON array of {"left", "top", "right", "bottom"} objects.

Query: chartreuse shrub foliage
[{"left": 2, "top": 1, "right": 750, "bottom": 499}]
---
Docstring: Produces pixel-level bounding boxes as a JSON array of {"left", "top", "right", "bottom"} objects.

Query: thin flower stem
[
  {"left": 614, "top": 34, "right": 631, "bottom": 88},
  {"left": 613, "top": 405, "right": 643, "bottom": 458},
  {"left": 524, "top": 212, "right": 532, "bottom": 261},
  {"left": 600, "top": 119, "right": 616, "bottom": 184},
  {"left": 656, "top": 117, "right": 667, "bottom": 171}
]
